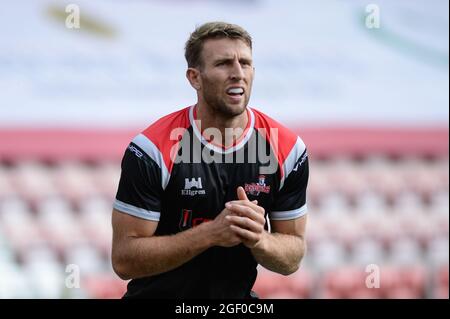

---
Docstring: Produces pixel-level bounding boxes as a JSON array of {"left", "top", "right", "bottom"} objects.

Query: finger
[
  {"left": 229, "top": 225, "right": 259, "bottom": 246},
  {"left": 226, "top": 200, "right": 265, "bottom": 216},
  {"left": 226, "top": 204, "right": 266, "bottom": 225},
  {"left": 226, "top": 215, "right": 264, "bottom": 233},
  {"left": 237, "top": 186, "right": 248, "bottom": 201},
  {"left": 227, "top": 203, "right": 265, "bottom": 221},
  {"left": 226, "top": 199, "right": 264, "bottom": 212}
]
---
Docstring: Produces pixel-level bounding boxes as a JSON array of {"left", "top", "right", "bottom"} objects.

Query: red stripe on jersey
[
  {"left": 252, "top": 108, "right": 300, "bottom": 180},
  {"left": 141, "top": 106, "right": 191, "bottom": 174}
]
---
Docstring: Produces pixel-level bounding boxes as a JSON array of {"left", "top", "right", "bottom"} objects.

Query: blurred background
[{"left": 0, "top": 0, "right": 448, "bottom": 298}]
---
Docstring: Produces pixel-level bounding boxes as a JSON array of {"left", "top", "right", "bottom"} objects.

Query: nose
[{"left": 230, "top": 59, "right": 244, "bottom": 81}]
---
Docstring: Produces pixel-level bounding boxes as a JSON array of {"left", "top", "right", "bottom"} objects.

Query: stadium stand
[{"left": 0, "top": 129, "right": 447, "bottom": 298}]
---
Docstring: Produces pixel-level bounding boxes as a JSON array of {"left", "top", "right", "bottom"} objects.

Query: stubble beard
[{"left": 201, "top": 78, "right": 249, "bottom": 119}]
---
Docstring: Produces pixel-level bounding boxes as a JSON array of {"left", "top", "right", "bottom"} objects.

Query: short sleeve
[
  {"left": 270, "top": 145, "right": 309, "bottom": 221},
  {"left": 113, "top": 142, "right": 163, "bottom": 221}
]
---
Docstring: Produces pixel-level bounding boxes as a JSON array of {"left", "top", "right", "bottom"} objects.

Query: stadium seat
[
  {"left": 426, "top": 237, "right": 449, "bottom": 267},
  {"left": 388, "top": 237, "right": 423, "bottom": 266},
  {"left": 79, "top": 200, "right": 113, "bottom": 256},
  {"left": 252, "top": 268, "right": 291, "bottom": 298},
  {"left": 351, "top": 238, "right": 385, "bottom": 267},
  {"left": 354, "top": 191, "right": 387, "bottom": 215},
  {"left": 401, "top": 266, "right": 427, "bottom": 298},
  {"left": 435, "top": 264, "right": 449, "bottom": 298},
  {"left": 91, "top": 162, "right": 121, "bottom": 198},
  {"left": 378, "top": 266, "right": 401, "bottom": 298},
  {"left": 36, "top": 198, "right": 87, "bottom": 253},
  {"left": 309, "top": 239, "right": 347, "bottom": 271},
  {"left": 83, "top": 274, "right": 128, "bottom": 299},
  {"left": 0, "top": 262, "right": 34, "bottom": 298},
  {"left": 0, "top": 167, "right": 16, "bottom": 198},
  {"left": 12, "top": 161, "right": 58, "bottom": 204},
  {"left": 22, "top": 246, "right": 65, "bottom": 298},
  {"left": 0, "top": 196, "right": 31, "bottom": 216},
  {"left": 321, "top": 266, "right": 372, "bottom": 299},
  {"left": 430, "top": 191, "right": 450, "bottom": 216},
  {"left": 288, "top": 268, "right": 315, "bottom": 298},
  {"left": 64, "top": 244, "right": 106, "bottom": 275},
  {"left": 393, "top": 191, "right": 426, "bottom": 214},
  {"left": 54, "top": 162, "right": 99, "bottom": 204}
]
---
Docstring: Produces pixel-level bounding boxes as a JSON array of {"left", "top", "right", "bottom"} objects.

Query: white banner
[{"left": 0, "top": 0, "right": 448, "bottom": 128}]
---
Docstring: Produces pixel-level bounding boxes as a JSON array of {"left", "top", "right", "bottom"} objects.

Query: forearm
[
  {"left": 113, "top": 222, "right": 213, "bottom": 279},
  {"left": 251, "top": 232, "right": 306, "bottom": 276}
]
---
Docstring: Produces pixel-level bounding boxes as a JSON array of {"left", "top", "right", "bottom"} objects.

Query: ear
[{"left": 186, "top": 68, "right": 201, "bottom": 91}]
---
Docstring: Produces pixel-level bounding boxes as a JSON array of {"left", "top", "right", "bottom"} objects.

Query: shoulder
[
  {"left": 141, "top": 106, "right": 191, "bottom": 143},
  {"left": 251, "top": 107, "right": 306, "bottom": 166},
  {"left": 128, "top": 106, "right": 191, "bottom": 179}
]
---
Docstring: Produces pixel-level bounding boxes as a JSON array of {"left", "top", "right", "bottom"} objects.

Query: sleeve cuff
[
  {"left": 270, "top": 204, "right": 307, "bottom": 221},
  {"left": 113, "top": 199, "right": 160, "bottom": 221}
]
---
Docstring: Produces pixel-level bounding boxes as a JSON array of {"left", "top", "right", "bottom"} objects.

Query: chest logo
[
  {"left": 181, "top": 177, "right": 206, "bottom": 196},
  {"left": 245, "top": 175, "right": 271, "bottom": 196}
]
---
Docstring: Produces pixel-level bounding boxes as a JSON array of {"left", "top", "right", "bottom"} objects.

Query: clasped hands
[{"left": 211, "top": 186, "right": 266, "bottom": 249}]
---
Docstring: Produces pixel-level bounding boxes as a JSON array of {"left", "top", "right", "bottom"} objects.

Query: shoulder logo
[
  {"left": 293, "top": 150, "right": 308, "bottom": 172},
  {"left": 128, "top": 144, "right": 143, "bottom": 158},
  {"left": 181, "top": 177, "right": 206, "bottom": 196}
]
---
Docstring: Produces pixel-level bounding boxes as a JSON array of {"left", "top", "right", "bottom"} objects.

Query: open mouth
[{"left": 226, "top": 87, "right": 244, "bottom": 97}]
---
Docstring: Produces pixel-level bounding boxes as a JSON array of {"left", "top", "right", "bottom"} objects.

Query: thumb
[{"left": 237, "top": 186, "right": 249, "bottom": 201}]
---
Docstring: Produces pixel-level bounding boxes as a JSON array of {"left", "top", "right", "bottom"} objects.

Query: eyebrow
[{"left": 213, "top": 57, "right": 253, "bottom": 65}]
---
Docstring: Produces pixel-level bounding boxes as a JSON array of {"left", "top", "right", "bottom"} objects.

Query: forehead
[{"left": 201, "top": 38, "right": 252, "bottom": 62}]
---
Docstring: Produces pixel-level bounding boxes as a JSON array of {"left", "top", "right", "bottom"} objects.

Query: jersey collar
[{"left": 189, "top": 104, "right": 255, "bottom": 154}]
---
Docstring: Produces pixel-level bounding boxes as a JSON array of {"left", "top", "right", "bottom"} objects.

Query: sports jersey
[{"left": 114, "top": 105, "right": 309, "bottom": 298}]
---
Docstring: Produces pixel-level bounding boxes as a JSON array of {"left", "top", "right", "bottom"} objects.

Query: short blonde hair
[{"left": 185, "top": 22, "right": 252, "bottom": 68}]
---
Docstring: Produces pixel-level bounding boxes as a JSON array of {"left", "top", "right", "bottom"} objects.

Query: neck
[{"left": 195, "top": 101, "right": 248, "bottom": 148}]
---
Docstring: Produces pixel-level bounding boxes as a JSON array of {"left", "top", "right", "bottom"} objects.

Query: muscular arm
[
  {"left": 226, "top": 187, "right": 307, "bottom": 276},
  {"left": 111, "top": 207, "right": 241, "bottom": 280},
  {"left": 251, "top": 216, "right": 307, "bottom": 275}
]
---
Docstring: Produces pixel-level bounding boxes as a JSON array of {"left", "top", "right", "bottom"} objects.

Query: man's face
[{"left": 197, "top": 38, "right": 254, "bottom": 118}]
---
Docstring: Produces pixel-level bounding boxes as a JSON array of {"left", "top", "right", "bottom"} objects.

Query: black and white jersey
[{"left": 114, "top": 105, "right": 309, "bottom": 298}]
